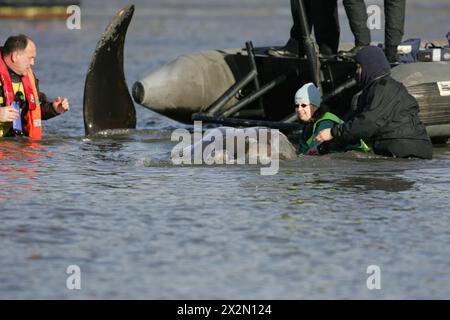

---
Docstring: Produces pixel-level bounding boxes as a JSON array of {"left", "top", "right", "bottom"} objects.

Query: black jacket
[{"left": 331, "top": 75, "right": 432, "bottom": 159}]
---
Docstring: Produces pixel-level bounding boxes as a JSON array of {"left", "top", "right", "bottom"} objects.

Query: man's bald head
[{"left": 2, "top": 34, "right": 36, "bottom": 76}]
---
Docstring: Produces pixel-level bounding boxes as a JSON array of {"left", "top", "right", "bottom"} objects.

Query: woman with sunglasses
[
  {"left": 295, "top": 83, "right": 370, "bottom": 155},
  {"left": 296, "top": 82, "right": 369, "bottom": 155}
]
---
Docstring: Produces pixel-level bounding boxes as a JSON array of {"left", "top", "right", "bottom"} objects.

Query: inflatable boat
[{"left": 132, "top": 42, "right": 450, "bottom": 141}]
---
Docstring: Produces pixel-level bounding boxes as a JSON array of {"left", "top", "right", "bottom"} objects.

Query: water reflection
[
  {"left": 0, "top": 139, "right": 50, "bottom": 203},
  {"left": 80, "top": 139, "right": 125, "bottom": 162},
  {"left": 334, "top": 173, "right": 416, "bottom": 192}
]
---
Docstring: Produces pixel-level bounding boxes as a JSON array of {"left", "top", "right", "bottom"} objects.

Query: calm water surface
[{"left": 1, "top": 0, "right": 450, "bottom": 299}]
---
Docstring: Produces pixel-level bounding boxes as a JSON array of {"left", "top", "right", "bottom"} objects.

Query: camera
[{"left": 12, "top": 92, "right": 25, "bottom": 136}]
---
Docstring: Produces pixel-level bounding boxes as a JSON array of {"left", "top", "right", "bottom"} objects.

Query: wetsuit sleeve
[
  {"left": 39, "top": 92, "right": 59, "bottom": 120},
  {"left": 35, "top": 77, "right": 59, "bottom": 120},
  {"left": 331, "top": 85, "right": 392, "bottom": 143}
]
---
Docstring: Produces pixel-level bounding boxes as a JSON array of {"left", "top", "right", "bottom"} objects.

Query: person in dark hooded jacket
[{"left": 315, "top": 46, "right": 432, "bottom": 159}]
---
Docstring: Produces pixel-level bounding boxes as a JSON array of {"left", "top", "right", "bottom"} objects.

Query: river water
[{"left": 1, "top": 0, "right": 450, "bottom": 299}]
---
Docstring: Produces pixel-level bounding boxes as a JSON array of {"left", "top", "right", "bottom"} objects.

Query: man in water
[
  {"left": 315, "top": 46, "right": 432, "bottom": 159},
  {"left": 0, "top": 34, "right": 70, "bottom": 138}
]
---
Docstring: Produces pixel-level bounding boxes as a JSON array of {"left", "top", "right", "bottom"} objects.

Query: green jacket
[{"left": 299, "top": 112, "right": 370, "bottom": 154}]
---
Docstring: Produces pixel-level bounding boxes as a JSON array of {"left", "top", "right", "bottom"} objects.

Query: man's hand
[
  {"left": 52, "top": 97, "right": 70, "bottom": 114},
  {"left": 314, "top": 128, "right": 334, "bottom": 143},
  {"left": 0, "top": 106, "right": 19, "bottom": 122}
]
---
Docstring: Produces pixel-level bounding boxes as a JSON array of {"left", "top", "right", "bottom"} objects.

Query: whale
[
  {"left": 171, "top": 126, "right": 297, "bottom": 166},
  {"left": 83, "top": 5, "right": 136, "bottom": 136}
]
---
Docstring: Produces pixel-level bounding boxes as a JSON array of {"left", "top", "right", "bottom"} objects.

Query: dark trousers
[
  {"left": 289, "top": 0, "right": 340, "bottom": 56},
  {"left": 342, "top": 0, "right": 405, "bottom": 48},
  {"left": 384, "top": 0, "right": 406, "bottom": 48},
  {"left": 343, "top": 0, "right": 370, "bottom": 46}
]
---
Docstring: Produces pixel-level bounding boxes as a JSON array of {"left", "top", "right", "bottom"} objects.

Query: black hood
[{"left": 355, "top": 46, "right": 391, "bottom": 88}]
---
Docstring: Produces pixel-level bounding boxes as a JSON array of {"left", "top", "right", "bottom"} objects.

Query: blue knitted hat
[{"left": 294, "top": 82, "right": 321, "bottom": 106}]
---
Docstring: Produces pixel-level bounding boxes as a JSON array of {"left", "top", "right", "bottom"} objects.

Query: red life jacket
[{"left": 0, "top": 49, "right": 42, "bottom": 140}]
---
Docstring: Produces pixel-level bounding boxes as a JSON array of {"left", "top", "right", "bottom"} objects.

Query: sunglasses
[{"left": 295, "top": 103, "right": 308, "bottom": 109}]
